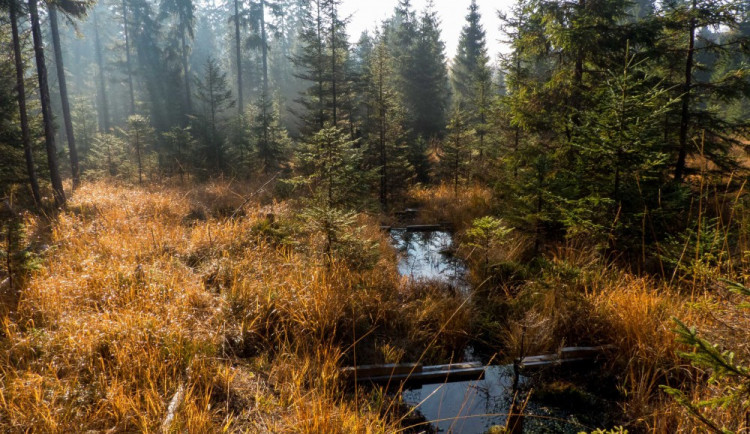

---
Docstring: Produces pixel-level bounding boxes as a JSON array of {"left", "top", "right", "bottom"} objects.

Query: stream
[{"left": 390, "top": 229, "right": 614, "bottom": 433}]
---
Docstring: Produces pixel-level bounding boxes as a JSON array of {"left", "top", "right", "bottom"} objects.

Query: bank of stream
[{"left": 389, "top": 227, "right": 618, "bottom": 433}]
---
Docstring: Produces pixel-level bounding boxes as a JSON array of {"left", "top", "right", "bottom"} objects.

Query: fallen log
[
  {"left": 406, "top": 224, "right": 445, "bottom": 232},
  {"left": 342, "top": 362, "right": 485, "bottom": 385},
  {"left": 519, "top": 345, "right": 614, "bottom": 371}
]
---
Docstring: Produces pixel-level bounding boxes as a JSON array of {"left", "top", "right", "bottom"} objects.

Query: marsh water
[
  {"left": 391, "top": 229, "right": 612, "bottom": 433},
  {"left": 402, "top": 365, "right": 597, "bottom": 433},
  {"left": 390, "top": 229, "right": 469, "bottom": 290}
]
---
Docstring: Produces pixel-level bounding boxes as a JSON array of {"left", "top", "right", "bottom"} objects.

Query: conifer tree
[
  {"left": 123, "top": 115, "right": 154, "bottom": 184},
  {"left": 663, "top": 281, "right": 750, "bottom": 433},
  {"left": 292, "top": 0, "right": 328, "bottom": 132},
  {"left": 364, "top": 34, "right": 413, "bottom": 210},
  {"left": 6, "top": 0, "right": 41, "bottom": 203},
  {"left": 251, "top": 94, "right": 291, "bottom": 172},
  {"left": 28, "top": 0, "right": 65, "bottom": 206},
  {"left": 659, "top": 0, "right": 750, "bottom": 183},
  {"left": 292, "top": 0, "right": 352, "bottom": 134},
  {"left": 440, "top": 109, "right": 474, "bottom": 196},
  {"left": 294, "top": 125, "right": 370, "bottom": 256},
  {"left": 162, "top": 126, "right": 196, "bottom": 181},
  {"left": 159, "top": 0, "right": 196, "bottom": 117},
  {"left": 451, "top": 0, "right": 492, "bottom": 175},
  {"left": 231, "top": 0, "right": 244, "bottom": 115},
  {"left": 86, "top": 132, "right": 129, "bottom": 179},
  {"left": 385, "top": 0, "right": 417, "bottom": 105},
  {"left": 451, "top": 0, "right": 490, "bottom": 112},
  {"left": 92, "top": 8, "right": 110, "bottom": 132},
  {"left": 407, "top": 2, "right": 449, "bottom": 141},
  {"left": 49, "top": 0, "right": 89, "bottom": 190},
  {"left": 194, "top": 57, "right": 235, "bottom": 172}
]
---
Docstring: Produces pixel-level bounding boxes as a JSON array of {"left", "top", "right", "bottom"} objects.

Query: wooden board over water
[
  {"left": 520, "top": 345, "right": 614, "bottom": 371},
  {"left": 342, "top": 362, "right": 485, "bottom": 385}
]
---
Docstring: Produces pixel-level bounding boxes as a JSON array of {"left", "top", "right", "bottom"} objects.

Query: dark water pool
[
  {"left": 390, "top": 230, "right": 613, "bottom": 433},
  {"left": 402, "top": 365, "right": 603, "bottom": 433},
  {"left": 390, "top": 229, "right": 469, "bottom": 290}
]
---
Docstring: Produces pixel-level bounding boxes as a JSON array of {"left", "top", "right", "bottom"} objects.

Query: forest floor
[{"left": 0, "top": 181, "right": 747, "bottom": 432}]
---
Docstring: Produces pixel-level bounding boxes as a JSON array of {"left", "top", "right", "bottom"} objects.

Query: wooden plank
[
  {"left": 519, "top": 345, "right": 614, "bottom": 370},
  {"left": 341, "top": 363, "right": 421, "bottom": 379},
  {"left": 406, "top": 224, "right": 445, "bottom": 232},
  {"left": 357, "top": 367, "right": 486, "bottom": 385},
  {"left": 342, "top": 362, "right": 485, "bottom": 385},
  {"left": 423, "top": 362, "right": 483, "bottom": 372}
]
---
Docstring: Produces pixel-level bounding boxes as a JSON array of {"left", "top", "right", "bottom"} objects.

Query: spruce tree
[
  {"left": 159, "top": 0, "right": 196, "bottom": 117},
  {"left": 194, "top": 57, "right": 235, "bottom": 172},
  {"left": 451, "top": 0, "right": 492, "bottom": 176},
  {"left": 440, "top": 109, "right": 474, "bottom": 196},
  {"left": 407, "top": 2, "right": 449, "bottom": 141},
  {"left": 123, "top": 115, "right": 155, "bottom": 184},
  {"left": 294, "top": 125, "right": 370, "bottom": 257},
  {"left": 162, "top": 126, "right": 196, "bottom": 181},
  {"left": 251, "top": 94, "right": 291, "bottom": 173},
  {"left": 364, "top": 34, "right": 413, "bottom": 210},
  {"left": 659, "top": 0, "right": 750, "bottom": 183},
  {"left": 6, "top": 0, "right": 41, "bottom": 203},
  {"left": 291, "top": 0, "right": 352, "bottom": 134},
  {"left": 86, "top": 132, "right": 129, "bottom": 179},
  {"left": 28, "top": 0, "right": 65, "bottom": 207},
  {"left": 451, "top": 0, "right": 490, "bottom": 113},
  {"left": 663, "top": 281, "right": 750, "bottom": 433},
  {"left": 49, "top": 1, "right": 89, "bottom": 190}
]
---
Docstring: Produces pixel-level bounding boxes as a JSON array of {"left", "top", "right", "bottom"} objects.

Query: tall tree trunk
[
  {"left": 122, "top": 0, "right": 136, "bottom": 115},
  {"left": 10, "top": 1, "right": 42, "bottom": 204},
  {"left": 233, "top": 0, "right": 243, "bottom": 116},
  {"left": 49, "top": 6, "right": 80, "bottom": 189},
  {"left": 260, "top": 0, "right": 268, "bottom": 96},
  {"left": 180, "top": 31, "right": 192, "bottom": 115},
  {"left": 674, "top": 0, "right": 696, "bottom": 183},
  {"left": 28, "top": 0, "right": 65, "bottom": 207},
  {"left": 260, "top": 0, "right": 269, "bottom": 158},
  {"left": 93, "top": 10, "right": 110, "bottom": 132},
  {"left": 134, "top": 130, "right": 142, "bottom": 184},
  {"left": 378, "top": 70, "right": 387, "bottom": 210},
  {"left": 316, "top": 0, "right": 324, "bottom": 129},
  {"left": 330, "top": 5, "right": 337, "bottom": 126}
]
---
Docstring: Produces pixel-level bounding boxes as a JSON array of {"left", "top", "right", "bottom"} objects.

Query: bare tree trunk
[
  {"left": 93, "top": 10, "right": 110, "bottom": 132},
  {"left": 260, "top": 0, "right": 268, "bottom": 96},
  {"left": 135, "top": 130, "right": 143, "bottom": 184},
  {"left": 330, "top": 4, "right": 337, "bottom": 126},
  {"left": 29, "top": 0, "right": 66, "bottom": 207},
  {"left": 233, "top": 0, "right": 243, "bottom": 116},
  {"left": 260, "top": 0, "right": 269, "bottom": 163},
  {"left": 316, "top": 0, "right": 324, "bottom": 129},
  {"left": 122, "top": 0, "right": 136, "bottom": 115},
  {"left": 10, "top": 1, "right": 42, "bottom": 204},
  {"left": 180, "top": 31, "right": 192, "bottom": 115},
  {"left": 49, "top": 6, "right": 81, "bottom": 189},
  {"left": 674, "top": 0, "right": 696, "bottom": 183}
]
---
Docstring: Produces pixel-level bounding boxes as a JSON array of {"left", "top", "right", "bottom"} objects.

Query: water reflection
[
  {"left": 391, "top": 229, "right": 468, "bottom": 290},
  {"left": 403, "top": 366, "right": 586, "bottom": 433}
]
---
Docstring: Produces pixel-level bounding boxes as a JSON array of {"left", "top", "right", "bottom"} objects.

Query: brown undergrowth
[
  {"left": 408, "top": 181, "right": 749, "bottom": 432},
  {"left": 0, "top": 181, "right": 474, "bottom": 432}
]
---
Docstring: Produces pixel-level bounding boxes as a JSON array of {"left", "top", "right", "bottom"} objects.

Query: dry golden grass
[
  {"left": 0, "top": 181, "right": 478, "bottom": 432},
  {"left": 2, "top": 179, "right": 747, "bottom": 433},
  {"left": 407, "top": 183, "right": 493, "bottom": 230}
]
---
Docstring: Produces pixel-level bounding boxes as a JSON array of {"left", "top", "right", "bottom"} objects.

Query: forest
[{"left": 0, "top": 0, "right": 749, "bottom": 431}]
